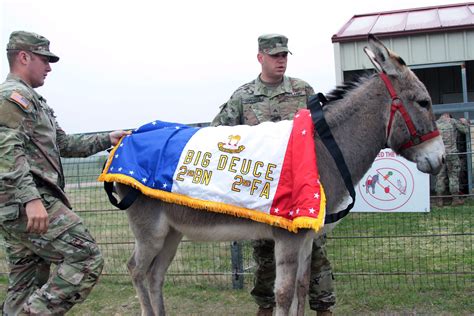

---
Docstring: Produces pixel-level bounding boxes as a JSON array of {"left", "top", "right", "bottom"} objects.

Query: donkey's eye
[{"left": 418, "top": 100, "right": 430, "bottom": 109}]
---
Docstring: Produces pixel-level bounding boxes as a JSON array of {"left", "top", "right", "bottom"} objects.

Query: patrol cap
[
  {"left": 6, "top": 31, "right": 59, "bottom": 63},
  {"left": 258, "top": 34, "right": 292, "bottom": 55}
]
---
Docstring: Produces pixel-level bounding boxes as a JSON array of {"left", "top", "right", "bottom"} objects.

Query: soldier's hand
[
  {"left": 459, "top": 118, "right": 469, "bottom": 125},
  {"left": 25, "top": 199, "right": 49, "bottom": 234},
  {"left": 109, "top": 130, "right": 130, "bottom": 146}
]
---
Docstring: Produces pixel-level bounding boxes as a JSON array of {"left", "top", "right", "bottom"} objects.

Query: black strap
[
  {"left": 308, "top": 93, "right": 356, "bottom": 224},
  {"left": 104, "top": 181, "right": 140, "bottom": 210},
  {"left": 102, "top": 153, "right": 140, "bottom": 210}
]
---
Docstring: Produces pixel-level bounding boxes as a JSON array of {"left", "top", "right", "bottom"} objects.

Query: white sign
[{"left": 352, "top": 149, "right": 430, "bottom": 212}]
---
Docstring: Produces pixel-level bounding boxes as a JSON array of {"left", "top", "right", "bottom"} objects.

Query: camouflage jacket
[
  {"left": 436, "top": 116, "right": 469, "bottom": 153},
  {"left": 0, "top": 74, "right": 111, "bottom": 220},
  {"left": 211, "top": 75, "right": 314, "bottom": 126}
]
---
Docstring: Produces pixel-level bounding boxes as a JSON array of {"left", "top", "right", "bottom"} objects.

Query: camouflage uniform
[
  {"left": 211, "top": 34, "right": 335, "bottom": 312},
  {"left": 0, "top": 31, "right": 110, "bottom": 315},
  {"left": 211, "top": 75, "right": 313, "bottom": 126},
  {"left": 435, "top": 115, "right": 469, "bottom": 197}
]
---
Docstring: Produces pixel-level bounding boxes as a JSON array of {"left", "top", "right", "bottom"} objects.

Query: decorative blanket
[{"left": 98, "top": 109, "right": 326, "bottom": 233}]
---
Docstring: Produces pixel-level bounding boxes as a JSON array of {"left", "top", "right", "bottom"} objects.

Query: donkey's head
[{"left": 364, "top": 34, "right": 445, "bottom": 174}]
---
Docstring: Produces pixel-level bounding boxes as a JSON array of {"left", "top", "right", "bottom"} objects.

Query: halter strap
[{"left": 380, "top": 73, "right": 440, "bottom": 150}]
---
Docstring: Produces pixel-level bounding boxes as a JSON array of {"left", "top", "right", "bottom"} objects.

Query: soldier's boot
[
  {"left": 452, "top": 197, "right": 464, "bottom": 206},
  {"left": 257, "top": 306, "right": 273, "bottom": 316},
  {"left": 317, "top": 310, "right": 333, "bottom": 316}
]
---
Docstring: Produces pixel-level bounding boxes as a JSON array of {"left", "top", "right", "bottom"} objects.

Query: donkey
[
  {"left": 366, "top": 174, "right": 380, "bottom": 194},
  {"left": 116, "top": 35, "right": 445, "bottom": 315}
]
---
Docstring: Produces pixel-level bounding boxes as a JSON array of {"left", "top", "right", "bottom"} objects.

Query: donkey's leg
[
  {"left": 127, "top": 245, "right": 154, "bottom": 315},
  {"left": 273, "top": 232, "right": 304, "bottom": 316},
  {"left": 128, "top": 238, "right": 168, "bottom": 316},
  {"left": 295, "top": 230, "right": 316, "bottom": 315},
  {"left": 126, "top": 204, "right": 171, "bottom": 316},
  {"left": 147, "top": 228, "right": 183, "bottom": 316}
]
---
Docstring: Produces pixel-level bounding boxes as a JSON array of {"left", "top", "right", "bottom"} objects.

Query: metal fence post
[
  {"left": 461, "top": 64, "right": 473, "bottom": 193},
  {"left": 230, "top": 241, "right": 244, "bottom": 289},
  {"left": 77, "top": 163, "right": 81, "bottom": 189}
]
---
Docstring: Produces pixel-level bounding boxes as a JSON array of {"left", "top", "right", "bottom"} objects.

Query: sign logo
[
  {"left": 360, "top": 159, "right": 414, "bottom": 210},
  {"left": 353, "top": 149, "right": 429, "bottom": 212}
]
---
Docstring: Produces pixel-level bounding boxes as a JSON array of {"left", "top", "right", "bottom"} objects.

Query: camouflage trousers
[
  {"left": 251, "top": 234, "right": 335, "bottom": 311},
  {"left": 0, "top": 195, "right": 104, "bottom": 315},
  {"left": 435, "top": 154, "right": 461, "bottom": 195}
]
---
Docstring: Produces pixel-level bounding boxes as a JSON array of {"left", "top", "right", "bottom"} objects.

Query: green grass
[
  {"left": 328, "top": 205, "right": 472, "bottom": 283},
  {"left": 0, "top": 172, "right": 471, "bottom": 314},
  {"left": 0, "top": 275, "right": 460, "bottom": 315},
  {"left": 62, "top": 191, "right": 471, "bottom": 286},
  {"left": 1, "top": 198, "right": 470, "bottom": 290}
]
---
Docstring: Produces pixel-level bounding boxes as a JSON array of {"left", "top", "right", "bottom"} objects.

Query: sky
[{"left": 0, "top": 0, "right": 467, "bottom": 133}]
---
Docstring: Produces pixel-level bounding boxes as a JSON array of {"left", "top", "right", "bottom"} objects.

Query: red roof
[{"left": 332, "top": 2, "right": 474, "bottom": 43}]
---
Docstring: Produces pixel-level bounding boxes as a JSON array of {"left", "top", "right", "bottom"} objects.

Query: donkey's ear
[
  {"left": 363, "top": 47, "right": 383, "bottom": 73},
  {"left": 365, "top": 34, "right": 404, "bottom": 76}
]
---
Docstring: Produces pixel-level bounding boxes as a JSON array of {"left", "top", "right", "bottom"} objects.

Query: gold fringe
[
  {"left": 101, "top": 138, "right": 124, "bottom": 174},
  {"left": 98, "top": 171, "right": 326, "bottom": 233}
]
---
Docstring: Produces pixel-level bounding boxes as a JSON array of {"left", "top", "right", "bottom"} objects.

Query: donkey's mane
[{"left": 325, "top": 73, "right": 376, "bottom": 103}]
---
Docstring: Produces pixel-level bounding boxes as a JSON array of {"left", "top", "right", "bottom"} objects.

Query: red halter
[{"left": 380, "top": 73, "right": 440, "bottom": 150}]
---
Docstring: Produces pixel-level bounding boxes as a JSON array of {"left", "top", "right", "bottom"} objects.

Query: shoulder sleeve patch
[{"left": 9, "top": 91, "right": 31, "bottom": 110}]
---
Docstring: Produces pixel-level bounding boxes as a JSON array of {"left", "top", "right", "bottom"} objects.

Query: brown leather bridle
[{"left": 380, "top": 73, "right": 440, "bottom": 150}]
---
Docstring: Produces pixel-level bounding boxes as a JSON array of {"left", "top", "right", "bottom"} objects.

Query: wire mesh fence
[{"left": 0, "top": 154, "right": 472, "bottom": 292}]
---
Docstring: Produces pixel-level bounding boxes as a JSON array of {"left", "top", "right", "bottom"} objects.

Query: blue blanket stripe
[{"left": 107, "top": 120, "right": 199, "bottom": 192}]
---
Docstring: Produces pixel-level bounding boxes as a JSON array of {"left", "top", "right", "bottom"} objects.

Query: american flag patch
[{"left": 9, "top": 91, "right": 30, "bottom": 110}]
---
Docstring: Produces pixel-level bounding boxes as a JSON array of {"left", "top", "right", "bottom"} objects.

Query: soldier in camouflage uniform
[
  {"left": 0, "top": 31, "right": 128, "bottom": 315},
  {"left": 212, "top": 34, "right": 335, "bottom": 316},
  {"left": 435, "top": 113, "right": 470, "bottom": 206}
]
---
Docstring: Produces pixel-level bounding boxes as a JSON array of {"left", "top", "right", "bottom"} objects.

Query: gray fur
[{"left": 118, "top": 36, "right": 445, "bottom": 316}]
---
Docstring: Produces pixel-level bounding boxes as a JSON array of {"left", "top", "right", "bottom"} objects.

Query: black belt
[
  {"left": 102, "top": 154, "right": 139, "bottom": 210},
  {"left": 308, "top": 93, "right": 356, "bottom": 224},
  {"left": 104, "top": 181, "right": 139, "bottom": 210}
]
